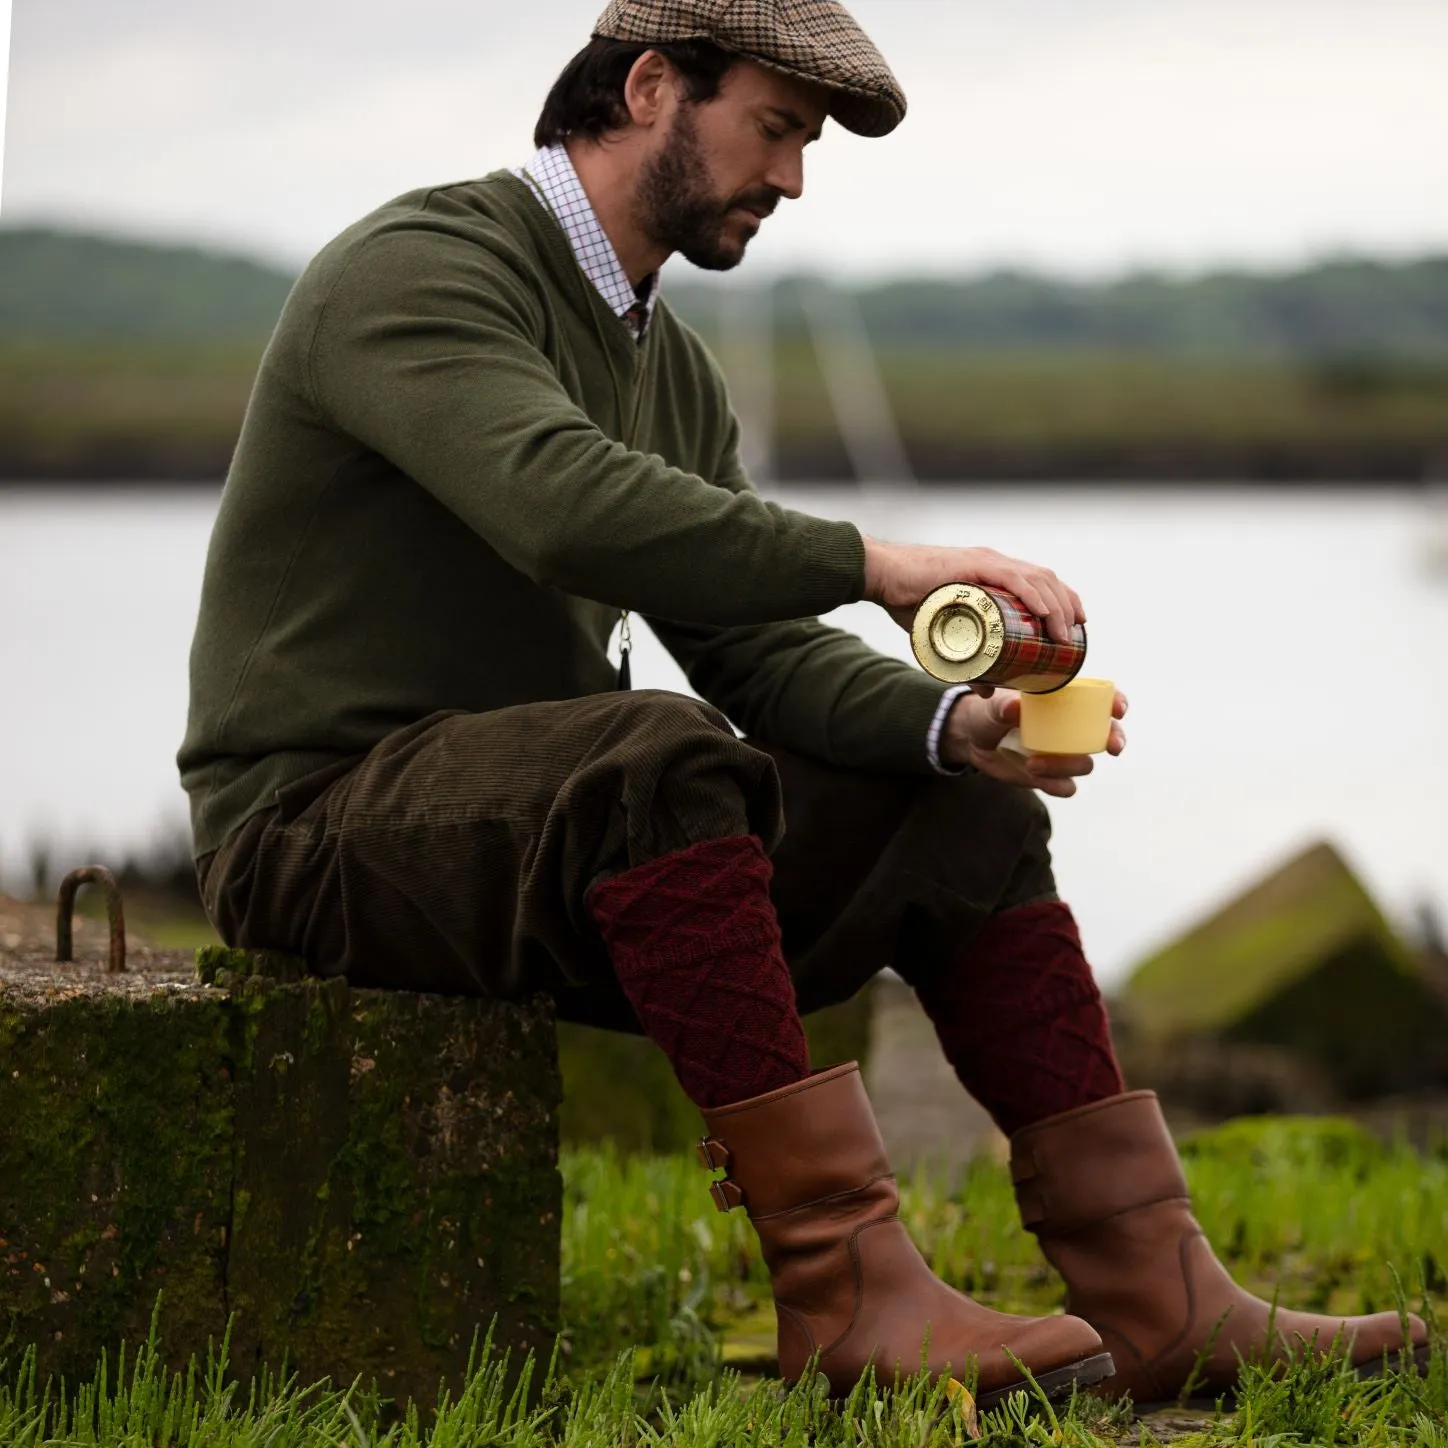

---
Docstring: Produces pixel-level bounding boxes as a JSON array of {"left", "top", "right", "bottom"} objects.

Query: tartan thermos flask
[{"left": 910, "top": 583, "right": 1088, "bottom": 692}]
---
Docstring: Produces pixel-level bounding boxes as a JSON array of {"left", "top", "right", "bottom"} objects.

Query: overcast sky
[
  {"left": 3, "top": 0, "right": 1447, "bottom": 278},
  {"left": 0, "top": 0, "right": 10, "bottom": 195}
]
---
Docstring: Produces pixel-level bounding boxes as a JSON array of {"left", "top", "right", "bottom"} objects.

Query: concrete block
[{"left": 0, "top": 945, "right": 561, "bottom": 1407}]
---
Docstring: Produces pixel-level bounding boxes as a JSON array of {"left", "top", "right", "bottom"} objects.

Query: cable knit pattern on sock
[
  {"left": 587, "top": 835, "right": 810, "bottom": 1109},
  {"left": 915, "top": 899, "right": 1125, "bottom": 1137}
]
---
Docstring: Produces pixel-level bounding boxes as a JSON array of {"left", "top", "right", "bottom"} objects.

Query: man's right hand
[{"left": 861, "top": 537, "right": 1086, "bottom": 645}]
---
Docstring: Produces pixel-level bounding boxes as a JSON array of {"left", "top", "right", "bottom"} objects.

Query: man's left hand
[{"left": 941, "top": 688, "right": 1129, "bottom": 798}]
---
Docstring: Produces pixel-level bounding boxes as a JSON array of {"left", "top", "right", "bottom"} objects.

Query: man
[{"left": 178, "top": 0, "right": 1426, "bottom": 1411}]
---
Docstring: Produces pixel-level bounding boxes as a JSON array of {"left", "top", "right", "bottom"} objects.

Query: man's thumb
[{"left": 984, "top": 690, "right": 1022, "bottom": 741}]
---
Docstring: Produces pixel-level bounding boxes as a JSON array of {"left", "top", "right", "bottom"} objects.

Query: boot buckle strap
[
  {"left": 1010, "top": 1151, "right": 1046, "bottom": 1228},
  {"left": 697, "top": 1137, "right": 730, "bottom": 1172},
  {"left": 708, "top": 1177, "right": 745, "bottom": 1213},
  {"left": 1015, "top": 1181, "right": 1046, "bottom": 1229},
  {"left": 699, "top": 1138, "right": 743, "bottom": 1212}
]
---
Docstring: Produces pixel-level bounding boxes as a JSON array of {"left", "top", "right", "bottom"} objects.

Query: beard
[{"left": 634, "top": 107, "right": 780, "bottom": 272}]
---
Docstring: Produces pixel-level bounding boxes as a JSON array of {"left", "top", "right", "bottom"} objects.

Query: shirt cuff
[{"left": 926, "top": 685, "right": 973, "bottom": 775}]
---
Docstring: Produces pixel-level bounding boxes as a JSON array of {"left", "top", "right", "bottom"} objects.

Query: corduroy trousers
[{"left": 199, "top": 690, "right": 1058, "bottom": 1029}]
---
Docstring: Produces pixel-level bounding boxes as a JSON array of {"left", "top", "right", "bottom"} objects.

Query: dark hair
[{"left": 533, "top": 37, "right": 737, "bottom": 148}]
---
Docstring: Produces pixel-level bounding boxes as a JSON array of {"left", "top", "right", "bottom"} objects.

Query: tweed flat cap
[{"left": 592, "top": 0, "right": 905, "bottom": 138}]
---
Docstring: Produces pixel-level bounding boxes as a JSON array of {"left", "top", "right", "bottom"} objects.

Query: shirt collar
[{"left": 516, "top": 144, "right": 660, "bottom": 337}]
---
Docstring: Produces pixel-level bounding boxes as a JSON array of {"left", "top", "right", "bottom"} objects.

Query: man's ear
[{"left": 623, "top": 49, "right": 673, "bottom": 129}]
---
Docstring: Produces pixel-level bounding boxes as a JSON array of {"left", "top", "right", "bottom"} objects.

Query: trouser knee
[
  {"left": 597, "top": 691, "right": 785, "bottom": 867},
  {"left": 941, "top": 770, "right": 1056, "bottom": 914},
  {"left": 876, "top": 770, "right": 1060, "bottom": 989},
  {"left": 989, "top": 782, "right": 1056, "bottom": 912}
]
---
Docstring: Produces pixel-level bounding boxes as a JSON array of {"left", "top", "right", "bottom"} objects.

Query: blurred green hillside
[
  {"left": 4, "top": 226, "right": 1447, "bottom": 481},
  {"left": 690, "top": 261, "right": 1448, "bottom": 361},
  {"left": 0, "top": 229, "right": 294, "bottom": 340}
]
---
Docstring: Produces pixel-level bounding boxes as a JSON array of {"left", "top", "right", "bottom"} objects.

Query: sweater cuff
[{"left": 793, "top": 518, "right": 869, "bottom": 611}]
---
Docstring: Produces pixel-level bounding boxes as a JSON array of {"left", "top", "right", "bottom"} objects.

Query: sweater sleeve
[
  {"left": 306, "top": 226, "right": 865, "bottom": 626},
  {"left": 652, "top": 612, "right": 955, "bottom": 774},
  {"left": 648, "top": 413, "right": 958, "bottom": 775}
]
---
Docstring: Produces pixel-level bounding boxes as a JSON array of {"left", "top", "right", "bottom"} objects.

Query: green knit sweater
[{"left": 178, "top": 171, "right": 950, "bottom": 858}]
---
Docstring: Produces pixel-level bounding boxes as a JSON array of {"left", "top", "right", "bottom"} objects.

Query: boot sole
[
  {"left": 1131, "top": 1342, "right": 1434, "bottom": 1415},
  {"left": 1353, "top": 1341, "right": 1432, "bottom": 1383},
  {"left": 976, "top": 1351, "right": 1117, "bottom": 1411},
  {"left": 811, "top": 1351, "right": 1118, "bottom": 1413}
]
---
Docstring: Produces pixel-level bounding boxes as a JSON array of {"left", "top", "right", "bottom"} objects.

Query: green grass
[
  {"left": 3, "top": 1116, "right": 1446, "bottom": 1445},
  {"left": 560, "top": 1116, "right": 1448, "bottom": 1365}
]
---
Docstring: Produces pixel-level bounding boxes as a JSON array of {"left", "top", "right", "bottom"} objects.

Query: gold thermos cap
[
  {"left": 911, "top": 584, "right": 1006, "bottom": 684},
  {"left": 911, "top": 582, "right": 1089, "bottom": 692}
]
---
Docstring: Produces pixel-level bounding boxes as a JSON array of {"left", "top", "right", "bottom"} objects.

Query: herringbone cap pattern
[{"left": 592, "top": 0, "right": 905, "bottom": 137}]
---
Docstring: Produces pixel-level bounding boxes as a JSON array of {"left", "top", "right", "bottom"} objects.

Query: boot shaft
[
  {"left": 1010, "top": 1090, "right": 1188, "bottom": 1239},
  {"left": 700, "top": 1064, "right": 900, "bottom": 1289}
]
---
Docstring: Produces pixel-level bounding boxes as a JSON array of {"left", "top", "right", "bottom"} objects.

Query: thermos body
[{"left": 910, "top": 583, "right": 1088, "bottom": 693}]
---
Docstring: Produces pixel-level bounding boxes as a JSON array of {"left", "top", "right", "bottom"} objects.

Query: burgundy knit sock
[
  {"left": 913, "top": 899, "right": 1125, "bottom": 1137},
  {"left": 586, "top": 835, "right": 809, "bottom": 1110}
]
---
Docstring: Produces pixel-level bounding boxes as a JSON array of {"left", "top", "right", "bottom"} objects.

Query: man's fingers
[
  {"left": 1107, "top": 725, "right": 1127, "bottom": 756},
  {"left": 1011, "top": 564, "right": 1080, "bottom": 643},
  {"left": 1005, "top": 575, "right": 1053, "bottom": 623},
  {"left": 877, "top": 543, "right": 1085, "bottom": 647},
  {"left": 1046, "top": 576, "right": 1076, "bottom": 639},
  {"left": 1113, "top": 691, "right": 1129, "bottom": 718},
  {"left": 1022, "top": 573, "right": 1069, "bottom": 643},
  {"left": 1027, "top": 753, "right": 1094, "bottom": 779},
  {"left": 1036, "top": 777, "right": 1078, "bottom": 798},
  {"left": 1024, "top": 572, "right": 1074, "bottom": 645},
  {"left": 1024, "top": 565, "right": 1071, "bottom": 638}
]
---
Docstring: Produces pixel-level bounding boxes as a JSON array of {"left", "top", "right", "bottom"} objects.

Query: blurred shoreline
[
  {"left": 5, "top": 450, "right": 1445, "bottom": 486},
  {"left": 4, "top": 404, "right": 1445, "bottom": 486},
  {"left": 5, "top": 229, "right": 1448, "bottom": 486},
  {"left": 4, "top": 340, "right": 1446, "bottom": 485}
]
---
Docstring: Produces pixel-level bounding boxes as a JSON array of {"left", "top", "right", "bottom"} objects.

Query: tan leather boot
[
  {"left": 698, "top": 1063, "right": 1114, "bottom": 1405},
  {"left": 1010, "top": 1091, "right": 1431, "bottom": 1408}
]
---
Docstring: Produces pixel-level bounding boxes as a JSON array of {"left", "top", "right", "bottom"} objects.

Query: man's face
[{"left": 633, "top": 60, "right": 828, "bottom": 272}]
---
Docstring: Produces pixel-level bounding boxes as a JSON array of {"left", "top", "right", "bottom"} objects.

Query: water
[{"left": 3, "top": 483, "right": 1446, "bottom": 986}]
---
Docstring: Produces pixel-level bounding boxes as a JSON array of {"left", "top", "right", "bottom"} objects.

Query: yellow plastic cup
[{"left": 1018, "top": 677, "right": 1116, "bottom": 755}]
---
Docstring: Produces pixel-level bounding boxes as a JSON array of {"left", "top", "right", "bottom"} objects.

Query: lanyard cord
[{"left": 616, "top": 609, "right": 632, "bottom": 691}]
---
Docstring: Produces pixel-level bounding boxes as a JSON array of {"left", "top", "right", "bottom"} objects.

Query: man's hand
[
  {"left": 862, "top": 538, "right": 1085, "bottom": 645},
  {"left": 941, "top": 688, "right": 1129, "bottom": 797}
]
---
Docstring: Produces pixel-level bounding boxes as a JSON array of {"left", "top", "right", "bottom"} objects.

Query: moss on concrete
[
  {"left": 1115, "top": 841, "right": 1448, "bottom": 1110},
  {"left": 224, "top": 977, "right": 561, "bottom": 1404},
  {"left": 1121, "top": 841, "right": 1448, "bottom": 1097},
  {"left": 195, "top": 944, "right": 307, "bottom": 984},
  {"left": 1226, "top": 938, "right": 1448, "bottom": 1098},
  {"left": 0, "top": 951, "right": 562, "bottom": 1409},
  {"left": 1124, "top": 842, "right": 1421, "bottom": 1035},
  {"left": 0, "top": 988, "right": 232, "bottom": 1382}
]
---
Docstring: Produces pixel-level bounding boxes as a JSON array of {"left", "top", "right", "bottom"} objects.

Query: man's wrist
[{"left": 926, "top": 685, "right": 972, "bottom": 774}]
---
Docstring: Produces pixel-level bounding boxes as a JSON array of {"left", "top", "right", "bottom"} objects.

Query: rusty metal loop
[{"left": 56, "top": 866, "right": 127, "bottom": 974}]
